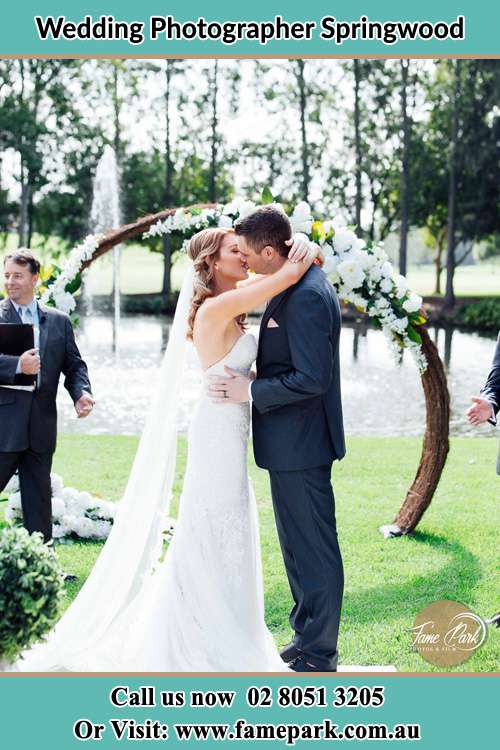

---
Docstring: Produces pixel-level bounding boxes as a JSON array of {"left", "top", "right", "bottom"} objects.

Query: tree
[{"left": 244, "top": 59, "right": 333, "bottom": 208}]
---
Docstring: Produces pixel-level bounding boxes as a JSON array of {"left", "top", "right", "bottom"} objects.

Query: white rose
[
  {"left": 53, "top": 291, "right": 76, "bottom": 314},
  {"left": 51, "top": 496, "right": 66, "bottom": 520},
  {"left": 402, "top": 292, "right": 423, "bottom": 313},
  {"left": 52, "top": 523, "right": 69, "bottom": 539},
  {"left": 333, "top": 228, "right": 358, "bottom": 255},
  {"left": 217, "top": 214, "right": 233, "bottom": 228},
  {"left": 290, "top": 201, "right": 313, "bottom": 234},
  {"left": 51, "top": 474, "right": 64, "bottom": 495},
  {"left": 381, "top": 261, "right": 393, "bottom": 279},
  {"left": 395, "top": 274, "right": 408, "bottom": 298},
  {"left": 237, "top": 200, "right": 257, "bottom": 220},
  {"left": 337, "top": 259, "right": 365, "bottom": 290},
  {"left": 62, "top": 487, "right": 79, "bottom": 502},
  {"left": 374, "top": 296, "right": 390, "bottom": 311},
  {"left": 366, "top": 262, "right": 381, "bottom": 280},
  {"left": 222, "top": 197, "right": 244, "bottom": 215},
  {"left": 390, "top": 317, "right": 408, "bottom": 334},
  {"left": 332, "top": 215, "right": 348, "bottom": 231},
  {"left": 324, "top": 255, "right": 340, "bottom": 275},
  {"left": 380, "top": 277, "right": 394, "bottom": 294}
]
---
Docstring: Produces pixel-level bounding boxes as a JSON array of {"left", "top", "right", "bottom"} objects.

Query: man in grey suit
[
  {"left": 0, "top": 250, "right": 94, "bottom": 561},
  {"left": 466, "top": 332, "right": 500, "bottom": 474}
]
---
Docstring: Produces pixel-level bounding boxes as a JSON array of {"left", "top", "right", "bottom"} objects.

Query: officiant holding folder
[{"left": 0, "top": 250, "right": 93, "bottom": 562}]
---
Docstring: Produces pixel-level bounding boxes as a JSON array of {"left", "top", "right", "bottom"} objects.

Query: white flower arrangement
[
  {"left": 39, "top": 234, "right": 102, "bottom": 315},
  {"left": 5, "top": 473, "right": 117, "bottom": 541}
]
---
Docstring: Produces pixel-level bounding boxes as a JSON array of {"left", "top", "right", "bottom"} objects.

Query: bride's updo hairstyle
[{"left": 186, "top": 227, "right": 246, "bottom": 341}]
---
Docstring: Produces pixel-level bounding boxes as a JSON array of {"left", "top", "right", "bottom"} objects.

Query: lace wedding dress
[{"left": 14, "top": 331, "right": 287, "bottom": 672}]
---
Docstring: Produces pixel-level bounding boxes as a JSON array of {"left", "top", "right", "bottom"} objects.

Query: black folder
[{"left": 0, "top": 323, "right": 36, "bottom": 387}]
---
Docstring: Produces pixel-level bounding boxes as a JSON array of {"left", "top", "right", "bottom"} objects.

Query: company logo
[{"left": 410, "top": 599, "right": 488, "bottom": 666}]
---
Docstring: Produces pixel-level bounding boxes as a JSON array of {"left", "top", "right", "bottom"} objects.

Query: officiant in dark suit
[
  {"left": 0, "top": 250, "right": 94, "bottom": 565},
  {"left": 466, "top": 331, "right": 500, "bottom": 474}
]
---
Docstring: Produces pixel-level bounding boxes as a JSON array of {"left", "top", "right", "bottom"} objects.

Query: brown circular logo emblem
[{"left": 410, "top": 599, "right": 488, "bottom": 666}]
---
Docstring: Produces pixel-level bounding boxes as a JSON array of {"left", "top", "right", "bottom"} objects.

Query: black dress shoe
[
  {"left": 62, "top": 572, "right": 77, "bottom": 582},
  {"left": 280, "top": 642, "right": 302, "bottom": 663},
  {"left": 289, "top": 656, "right": 337, "bottom": 672}
]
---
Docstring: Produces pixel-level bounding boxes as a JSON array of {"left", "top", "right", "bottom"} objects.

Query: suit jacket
[
  {"left": 0, "top": 298, "right": 92, "bottom": 454},
  {"left": 479, "top": 331, "right": 500, "bottom": 474},
  {"left": 251, "top": 264, "right": 345, "bottom": 471}
]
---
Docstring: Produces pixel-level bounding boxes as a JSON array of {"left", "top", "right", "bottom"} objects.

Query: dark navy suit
[
  {"left": 479, "top": 331, "right": 500, "bottom": 474},
  {"left": 0, "top": 297, "right": 92, "bottom": 542},
  {"left": 251, "top": 264, "right": 345, "bottom": 670}
]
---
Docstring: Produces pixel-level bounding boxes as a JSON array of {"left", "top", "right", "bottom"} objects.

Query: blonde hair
[{"left": 186, "top": 227, "right": 246, "bottom": 341}]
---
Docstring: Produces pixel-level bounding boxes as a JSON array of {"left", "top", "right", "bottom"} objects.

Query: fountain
[{"left": 90, "top": 145, "right": 122, "bottom": 352}]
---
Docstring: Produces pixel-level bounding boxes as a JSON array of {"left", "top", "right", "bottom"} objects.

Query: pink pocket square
[{"left": 267, "top": 318, "right": 279, "bottom": 328}]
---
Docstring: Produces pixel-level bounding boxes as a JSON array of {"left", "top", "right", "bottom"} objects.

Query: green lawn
[
  {"left": 1, "top": 434, "right": 498, "bottom": 672},
  {"left": 407, "top": 263, "right": 500, "bottom": 297}
]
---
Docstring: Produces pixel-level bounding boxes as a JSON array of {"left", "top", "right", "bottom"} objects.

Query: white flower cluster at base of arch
[
  {"left": 4, "top": 473, "right": 116, "bottom": 541},
  {"left": 144, "top": 198, "right": 428, "bottom": 372}
]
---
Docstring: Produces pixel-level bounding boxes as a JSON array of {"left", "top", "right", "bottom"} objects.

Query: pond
[{"left": 57, "top": 313, "right": 499, "bottom": 440}]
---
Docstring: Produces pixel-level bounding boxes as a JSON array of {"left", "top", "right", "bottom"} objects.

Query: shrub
[
  {"left": 0, "top": 527, "right": 64, "bottom": 663},
  {"left": 457, "top": 298, "right": 500, "bottom": 330}
]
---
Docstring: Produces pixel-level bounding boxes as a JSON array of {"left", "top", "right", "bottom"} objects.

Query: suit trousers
[
  {"left": 0, "top": 449, "right": 53, "bottom": 544},
  {"left": 269, "top": 464, "right": 344, "bottom": 670}
]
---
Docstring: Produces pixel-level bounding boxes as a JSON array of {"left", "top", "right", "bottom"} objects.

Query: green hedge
[{"left": 457, "top": 298, "right": 500, "bottom": 330}]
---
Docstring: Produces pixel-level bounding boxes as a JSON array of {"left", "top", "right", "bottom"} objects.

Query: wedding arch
[{"left": 42, "top": 199, "right": 450, "bottom": 538}]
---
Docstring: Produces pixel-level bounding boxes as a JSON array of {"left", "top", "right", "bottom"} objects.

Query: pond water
[{"left": 57, "top": 313, "right": 499, "bottom": 440}]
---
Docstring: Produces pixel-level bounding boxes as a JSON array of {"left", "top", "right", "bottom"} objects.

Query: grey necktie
[{"left": 20, "top": 305, "right": 40, "bottom": 387}]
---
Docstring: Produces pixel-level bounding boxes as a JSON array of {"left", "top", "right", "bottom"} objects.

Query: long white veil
[{"left": 14, "top": 264, "right": 195, "bottom": 671}]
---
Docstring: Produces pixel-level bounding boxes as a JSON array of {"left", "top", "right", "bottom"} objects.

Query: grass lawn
[
  {"left": 1, "top": 434, "right": 498, "bottom": 672},
  {"left": 406, "top": 263, "right": 500, "bottom": 298}
]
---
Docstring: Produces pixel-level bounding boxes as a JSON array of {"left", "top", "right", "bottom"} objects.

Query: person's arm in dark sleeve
[
  {"left": 480, "top": 334, "right": 500, "bottom": 425},
  {"left": 62, "top": 316, "right": 92, "bottom": 402}
]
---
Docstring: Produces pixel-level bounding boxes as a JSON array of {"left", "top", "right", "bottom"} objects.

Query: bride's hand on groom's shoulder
[
  {"left": 285, "top": 233, "right": 312, "bottom": 263},
  {"left": 285, "top": 234, "right": 323, "bottom": 267}
]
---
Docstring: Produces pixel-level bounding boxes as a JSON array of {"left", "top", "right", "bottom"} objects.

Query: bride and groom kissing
[{"left": 14, "top": 205, "right": 346, "bottom": 673}]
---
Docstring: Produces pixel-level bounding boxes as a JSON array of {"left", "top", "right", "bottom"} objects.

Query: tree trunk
[
  {"left": 111, "top": 62, "right": 122, "bottom": 299},
  {"left": 444, "top": 60, "right": 461, "bottom": 311},
  {"left": 296, "top": 59, "right": 310, "bottom": 203},
  {"left": 434, "top": 231, "right": 445, "bottom": 295},
  {"left": 162, "top": 61, "right": 174, "bottom": 299},
  {"left": 18, "top": 166, "right": 30, "bottom": 247},
  {"left": 399, "top": 60, "right": 411, "bottom": 277},
  {"left": 353, "top": 60, "right": 362, "bottom": 233},
  {"left": 208, "top": 60, "right": 218, "bottom": 203}
]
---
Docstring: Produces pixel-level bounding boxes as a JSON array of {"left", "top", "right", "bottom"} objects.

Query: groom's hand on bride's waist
[{"left": 207, "top": 366, "right": 251, "bottom": 404}]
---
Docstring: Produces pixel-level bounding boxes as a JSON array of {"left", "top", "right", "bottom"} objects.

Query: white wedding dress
[{"left": 14, "top": 329, "right": 287, "bottom": 672}]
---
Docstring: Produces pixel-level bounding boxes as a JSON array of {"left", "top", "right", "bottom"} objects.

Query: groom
[{"left": 209, "top": 206, "right": 345, "bottom": 671}]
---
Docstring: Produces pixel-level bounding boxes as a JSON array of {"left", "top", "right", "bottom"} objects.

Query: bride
[{"left": 12, "top": 226, "right": 320, "bottom": 672}]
